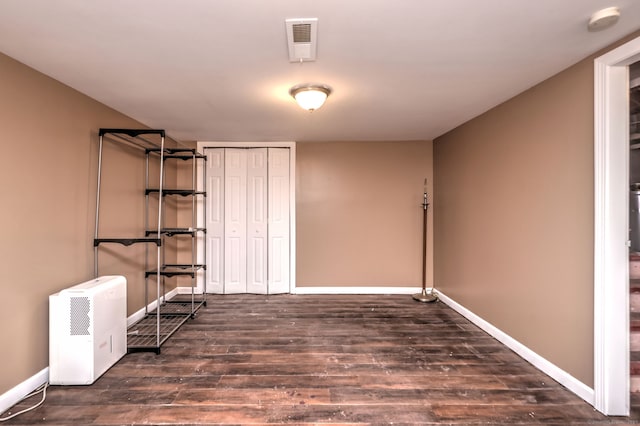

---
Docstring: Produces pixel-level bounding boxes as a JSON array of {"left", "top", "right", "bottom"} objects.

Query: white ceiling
[{"left": 0, "top": 1, "right": 638, "bottom": 142}]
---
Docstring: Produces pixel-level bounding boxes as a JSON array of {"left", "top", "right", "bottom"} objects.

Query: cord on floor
[{"left": 0, "top": 382, "right": 48, "bottom": 422}]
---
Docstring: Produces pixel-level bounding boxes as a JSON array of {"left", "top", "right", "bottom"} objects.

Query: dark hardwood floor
[{"left": 4, "top": 294, "right": 640, "bottom": 425}]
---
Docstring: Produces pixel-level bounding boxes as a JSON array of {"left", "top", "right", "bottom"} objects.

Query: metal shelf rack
[{"left": 93, "top": 128, "right": 207, "bottom": 354}]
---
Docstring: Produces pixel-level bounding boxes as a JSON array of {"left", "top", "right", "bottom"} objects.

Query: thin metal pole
[
  {"left": 413, "top": 179, "right": 437, "bottom": 303},
  {"left": 156, "top": 136, "right": 165, "bottom": 348},
  {"left": 191, "top": 151, "right": 196, "bottom": 312},
  {"left": 94, "top": 134, "right": 104, "bottom": 278},
  {"left": 144, "top": 152, "right": 150, "bottom": 315},
  {"left": 202, "top": 152, "right": 207, "bottom": 297},
  {"left": 422, "top": 191, "right": 428, "bottom": 291}
]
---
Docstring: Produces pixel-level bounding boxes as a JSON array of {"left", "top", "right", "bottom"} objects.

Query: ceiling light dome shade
[{"left": 289, "top": 84, "right": 331, "bottom": 111}]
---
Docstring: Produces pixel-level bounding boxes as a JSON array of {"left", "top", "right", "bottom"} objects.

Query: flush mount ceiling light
[
  {"left": 289, "top": 84, "right": 332, "bottom": 111},
  {"left": 588, "top": 7, "right": 620, "bottom": 32}
]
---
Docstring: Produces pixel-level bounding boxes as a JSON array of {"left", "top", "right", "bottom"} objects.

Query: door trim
[
  {"left": 594, "top": 36, "right": 640, "bottom": 415},
  {"left": 196, "top": 141, "right": 296, "bottom": 294}
]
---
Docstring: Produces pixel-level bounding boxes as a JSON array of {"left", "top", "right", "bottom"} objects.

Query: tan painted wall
[
  {"left": 433, "top": 32, "right": 640, "bottom": 387},
  {"left": 0, "top": 52, "right": 176, "bottom": 395},
  {"left": 296, "top": 141, "right": 433, "bottom": 287}
]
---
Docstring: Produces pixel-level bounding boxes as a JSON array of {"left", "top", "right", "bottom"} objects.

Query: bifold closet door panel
[
  {"left": 224, "top": 149, "right": 248, "bottom": 293},
  {"left": 204, "top": 147, "right": 290, "bottom": 294},
  {"left": 268, "top": 148, "right": 290, "bottom": 294},
  {"left": 246, "top": 148, "right": 268, "bottom": 294},
  {"left": 206, "top": 149, "right": 224, "bottom": 294}
]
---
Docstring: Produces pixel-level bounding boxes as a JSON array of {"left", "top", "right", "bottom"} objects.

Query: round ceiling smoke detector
[{"left": 588, "top": 7, "right": 620, "bottom": 32}]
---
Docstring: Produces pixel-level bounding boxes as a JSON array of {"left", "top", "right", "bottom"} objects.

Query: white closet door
[
  {"left": 268, "top": 148, "right": 290, "bottom": 294},
  {"left": 224, "top": 149, "right": 247, "bottom": 293},
  {"left": 246, "top": 148, "right": 268, "bottom": 294},
  {"left": 205, "top": 149, "right": 224, "bottom": 294}
]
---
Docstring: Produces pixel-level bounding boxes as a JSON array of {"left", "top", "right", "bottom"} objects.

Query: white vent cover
[{"left": 286, "top": 18, "right": 318, "bottom": 62}]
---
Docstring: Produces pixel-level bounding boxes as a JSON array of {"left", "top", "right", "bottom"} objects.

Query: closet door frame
[{"left": 196, "top": 141, "right": 296, "bottom": 294}]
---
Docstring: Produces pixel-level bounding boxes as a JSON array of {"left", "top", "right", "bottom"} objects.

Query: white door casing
[
  {"left": 198, "top": 143, "right": 295, "bottom": 295},
  {"left": 594, "top": 35, "right": 640, "bottom": 416}
]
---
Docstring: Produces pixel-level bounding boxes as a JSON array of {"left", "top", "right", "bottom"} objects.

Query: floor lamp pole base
[{"left": 412, "top": 288, "right": 438, "bottom": 303}]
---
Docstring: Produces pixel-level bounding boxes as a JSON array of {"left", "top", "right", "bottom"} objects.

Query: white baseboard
[
  {"left": 176, "top": 286, "right": 204, "bottom": 295},
  {"left": 293, "top": 286, "right": 424, "bottom": 295},
  {"left": 437, "top": 291, "right": 595, "bottom": 405},
  {"left": 126, "top": 287, "right": 179, "bottom": 327},
  {"left": 0, "top": 367, "right": 48, "bottom": 416}
]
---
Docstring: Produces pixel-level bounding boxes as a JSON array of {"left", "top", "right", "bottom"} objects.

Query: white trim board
[
  {"left": 176, "top": 287, "right": 204, "bottom": 295},
  {"left": 127, "top": 287, "right": 179, "bottom": 327},
  {"left": 437, "top": 291, "right": 594, "bottom": 405},
  {"left": 593, "top": 35, "right": 640, "bottom": 416},
  {"left": 293, "top": 286, "right": 424, "bottom": 295},
  {"left": 0, "top": 367, "right": 48, "bottom": 416}
]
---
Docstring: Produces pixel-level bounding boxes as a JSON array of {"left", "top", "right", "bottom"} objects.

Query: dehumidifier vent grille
[{"left": 70, "top": 296, "right": 91, "bottom": 336}]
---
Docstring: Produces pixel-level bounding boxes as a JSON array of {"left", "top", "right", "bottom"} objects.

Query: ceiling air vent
[{"left": 285, "top": 18, "right": 318, "bottom": 62}]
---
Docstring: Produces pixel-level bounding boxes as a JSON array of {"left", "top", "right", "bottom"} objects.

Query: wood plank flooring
[{"left": 4, "top": 294, "right": 640, "bottom": 425}]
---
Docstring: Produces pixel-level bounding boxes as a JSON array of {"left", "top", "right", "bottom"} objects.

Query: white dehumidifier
[{"left": 49, "top": 275, "right": 127, "bottom": 385}]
